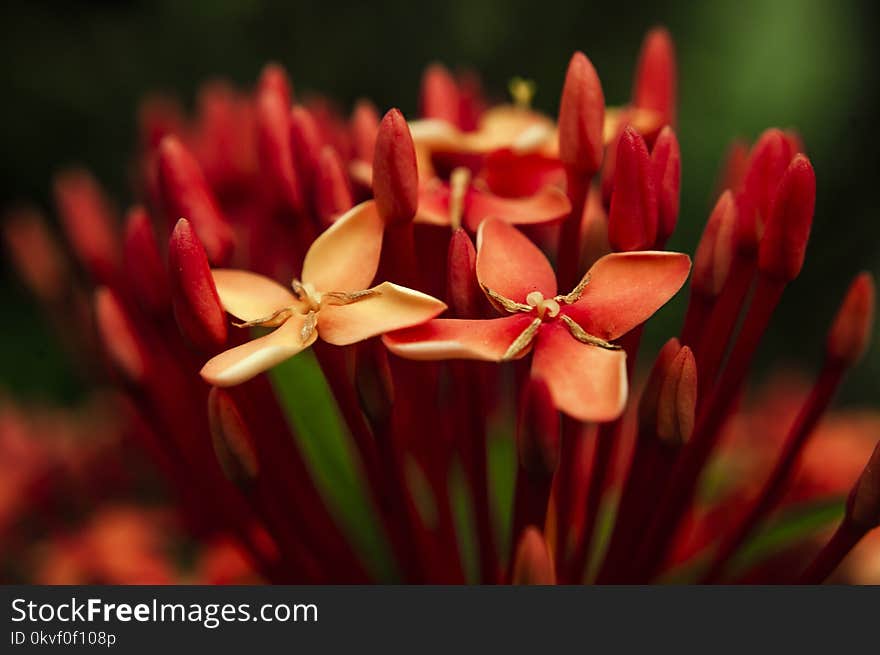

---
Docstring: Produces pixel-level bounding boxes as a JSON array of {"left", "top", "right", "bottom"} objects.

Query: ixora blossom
[
  {"left": 384, "top": 218, "right": 690, "bottom": 421},
  {"left": 200, "top": 201, "right": 446, "bottom": 386}
]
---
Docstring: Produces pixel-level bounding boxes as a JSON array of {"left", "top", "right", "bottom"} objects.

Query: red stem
[
  {"left": 798, "top": 521, "right": 865, "bottom": 584},
  {"left": 557, "top": 169, "right": 591, "bottom": 291}
]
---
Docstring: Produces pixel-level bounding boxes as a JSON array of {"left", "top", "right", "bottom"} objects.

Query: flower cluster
[{"left": 4, "top": 27, "right": 879, "bottom": 584}]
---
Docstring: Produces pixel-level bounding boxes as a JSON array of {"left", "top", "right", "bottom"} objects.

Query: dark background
[{"left": 1, "top": 0, "right": 878, "bottom": 405}]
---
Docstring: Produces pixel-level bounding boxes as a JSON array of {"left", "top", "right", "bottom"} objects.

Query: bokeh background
[{"left": 2, "top": 0, "right": 878, "bottom": 405}]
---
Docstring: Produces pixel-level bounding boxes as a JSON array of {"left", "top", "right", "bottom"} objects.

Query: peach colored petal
[
  {"left": 301, "top": 200, "right": 384, "bottom": 293},
  {"left": 476, "top": 218, "right": 557, "bottom": 302},
  {"left": 212, "top": 269, "right": 299, "bottom": 322},
  {"left": 383, "top": 314, "right": 535, "bottom": 361},
  {"left": 532, "top": 322, "right": 628, "bottom": 422},
  {"left": 562, "top": 251, "right": 690, "bottom": 341},
  {"left": 414, "top": 182, "right": 451, "bottom": 226},
  {"left": 200, "top": 316, "right": 316, "bottom": 387},
  {"left": 318, "top": 282, "right": 447, "bottom": 346},
  {"left": 464, "top": 185, "right": 571, "bottom": 231}
]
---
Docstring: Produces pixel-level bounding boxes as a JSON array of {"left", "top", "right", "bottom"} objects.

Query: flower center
[
  {"left": 526, "top": 291, "right": 560, "bottom": 321},
  {"left": 292, "top": 280, "right": 323, "bottom": 312}
]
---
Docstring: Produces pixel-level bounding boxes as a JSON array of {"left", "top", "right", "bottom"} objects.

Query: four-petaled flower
[
  {"left": 201, "top": 201, "right": 447, "bottom": 386},
  {"left": 383, "top": 218, "right": 691, "bottom": 421}
]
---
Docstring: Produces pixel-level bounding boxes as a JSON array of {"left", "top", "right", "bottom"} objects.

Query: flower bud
[
  {"left": 826, "top": 272, "right": 875, "bottom": 367},
  {"left": 517, "top": 376, "right": 560, "bottom": 478},
  {"left": 608, "top": 126, "right": 658, "bottom": 251},
  {"left": 557, "top": 52, "right": 605, "bottom": 174},
  {"left": 156, "top": 136, "right": 235, "bottom": 265},
  {"left": 632, "top": 27, "right": 677, "bottom": 128},
  {"left": 168, "top": 218, "right": 228, "bottom": 351},
  {"left": 258, "top": 62, "right": 293, "bottom": 109},
  {"left": 717, "top": 138, "right": 750, "bottom": 194},
  {"left": 3, "top": 208, "right": 67, "bottom": 303},
  {"left": 94, "top": 287, "right": 148, "bottom": 384},
  {"left": 123, "top": 206, "right": 169, "bottom": 314},
  {"left": 419, "top": 63, "right": 460, "bottom": 125},
  {"left": 54, "top": 169, "right": 121, "bottom": 284},
  {"left": 846, "top": 439, "right": 880, "bottom": 530},
  {"left": 512, "top": 526, "right": 556, "bottom": 584},
  {"left": 373, "top": 108, "right": 419, "bottom": 226},
  {"left": 350, "top": 99, "right": 380, "bottom": 163},
  {"left": 741, "top": 128, "right": 795, "bottom": 226},
  {"left": 757, "top": 154, "right": 815, "bottom": 282},
  {"left": 289, "top": 105, "right": 325, "bottom": 203},
  {"left": 208, "top": 387, "right": 259, "bottom": 485},
  {"left": 446, "top": 228, "right": 481, "bottom": 318},
  {"left": 656, "top": 346, "right": 697, "bottom": 445},
  {"left": 692, "top": 191, "right": 737, "bottom": 297},
  {"left": 637, "top": 338, "right": 681, "bottom": 440},
  {"left": 256, "top": 68, "right": 302, "bottom": 213},
  {"left": 651, "top": 126, "right": 681, "bottom": 243},
  {"left": 314, "top": 147, "right": 353, "bottom": 226}
]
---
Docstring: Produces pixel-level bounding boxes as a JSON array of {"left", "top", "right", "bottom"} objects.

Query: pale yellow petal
[
  {"left": 200, "top": 316, "right": 316, "bottom": 387},
  {"left": 301, "top": 200, "right": 384, "bottom": 293},
  {"left": 318, "top": 282, "right": 447, "bottom": 346},
  {"left": 212, "top": 269, "right": 299, "bottom": 322}
]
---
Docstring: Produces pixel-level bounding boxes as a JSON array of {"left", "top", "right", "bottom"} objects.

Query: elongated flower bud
[
  {"left": 741, "top": 128, "right": 795, "bottom": 225},
  {"left": 757, "top": 154, "right": 816, "bottom": 282},
  {"left": 826, "top": 272, "right": 875, "bottom": 367},
  {"left": 168, "top": 218, "right": 227, "bottom": 351},
  {"left": 558, "top": 52, "right": 605, "bottom": 174},
  {"left": 3, "top": 208, "right": 67, "bottom": 303},
  {"left": 54, "top": 169, "right": 121, "bottom": 284},
  {"left": 692, "top": 191, "right": 737, "bottom": 297},
  {"left": 517, "top": 376, "right": 560, "bottom": 477},
  {"left": 419, "top": 63, "right": 460, "bottom": 124},
  {"left": 208, "top": 387, "right": 259, "bottom": 485},
  {"left": 846, "top": 439, "right": 880, "bottom": 530},
  {"left": 446, "top": 228, "right": 480, "bottom": 318},
  {"left": 94, "top": 287, "right": 148, "bottom": 384},
  {"left": 608, "top": 126, "right": 658, "bottom": 251},
  {"left": 717, "top": 138, "right": 750, "bottom": 194},
  {"left": 156, "top": 136, "right": 234, "bottom": 265},
  {"left": 656, "top": 346, "right": 697, "bottom": 445},
  {"left": 314, "top": 147, "right": 353, "bottom": 226},
  {"left": 373, "top": 108, "right": 419, "bottom": 226},
  {"left": 512, "top": 526, "right": 556, "bottom": 584},
  {"left": 256, "top": 67, "right": 302, "bottom": 213},
  {"left": 637, "top": 338, "right": 681, "bottom": 439},
  {"left": 350, "top": 99, "right": 380, "bottom": 163},
  {"left": 632, "top": 27, "right": 677, "bottom": 128},
  {"left": 258, "top": 62, "right": 293, "bottom": 109},
  {"left": 289, "top": 105, "right": 324, "bottom": 201},
  {"left": 123, "top": 206, "right": 169, "bottom": 314},
  {"left": 651, "top": 126, "right": 681, "bottom": 243}
]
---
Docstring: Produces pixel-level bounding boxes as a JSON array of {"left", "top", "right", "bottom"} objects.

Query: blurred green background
[{"left": 1, "top": 0, "right": 878, "bottom": 405}]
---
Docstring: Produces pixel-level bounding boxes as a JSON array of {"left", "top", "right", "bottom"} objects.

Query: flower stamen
[
  {"left": 448, "top": 167, "right": 471, "bottom": 231},
  {"left": 502, "top": 317, "right": 542, "bottom": 361},
  {"left": 560, "top": 314, "right": 621, "bottom": 350},
  {"left": 483, "top": 285, "right": 532, "bottom": 313},
  {"left": 555, "top": 273, "right": 591, "bottom": 305}
]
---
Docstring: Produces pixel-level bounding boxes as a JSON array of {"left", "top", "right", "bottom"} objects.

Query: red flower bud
[
  {"left": 168, "top": 218, "right": 228, "bottom": 351},
  {"left": 517, "top": 376, "right": 560, "bottom": 478},
  {"left": 826, "top": 272, "right": 875, "bottom": 367},
  {"left": 637, "top": 338, "right": 681, "bottom": 439},
  {"left": 446, "top": 228, "right": 481, "bottom": 318},
  {"left": 208, "top": 387, "right": 259, "bottom": 485},
  {"left": 2, "top": 208, "right": 67, "bottom": 302},
  {"left": 373, "top": 108, "right": 419, "bottom": 226},
  {"left": 419, "top": 63, "right": 460, "bottom": 125},
  {"left": 846, "top": 439, "right": 880, "bottom": 530},
  {"left": 757, "top": 154, "right": 815, "bottom": 282},
  {"left": 457, "top": 70, "right": 486, "bottom": 131},
  {"left": 137, "top": 95, "right": 186, "bottom": 151},
  {"left": 123, "top": 206, "right": 169, "bottom": 314},
  {"left": 156, "top": 136, "right": 235, "bottom": 265},
  {"left": 741, "top": 128, "right": 795, "bottom": 226},
  {"left": 558, "top": 51, "right": 605, "bottom": 174},
  {"left": 717, "top": 138, "right": 750, "bottom": 194},
  {"left": 289, "top": 105, "right": 325, "bottom": 203},
  {"left": 53, "top": 169, "right": 121, "bottom": 284},
  {"left": 692, "top": 191, "right": 737, "bottom": 296},
  {"left": 313, "top": 147, "right": 353, "bottom": 227},
  {"left": 258, "top": 62, "right": 293, "bottom": 109},
  {"left": 94, "top": 287, "right": 148, "bottom": 383},
  {"left": 651, "top": 126, "right": 681, "bottom": 244},
  {"left": 350, "top": 99, "right": 380, "bottom": 163},
  {"left": 608, "top": 126, "right": 658, "bottom": 251},
  {"left": 632, "top": 27, "right": 677, "bottom": 128},
  {"left": 256, "top": 67, "right": 302, "bottom": 213},
  {"left": 512, "top": 526, "right": 556, "bottom": 584},
  {"left": 656, "top": 345, "right": 697, "bottom": 445}
]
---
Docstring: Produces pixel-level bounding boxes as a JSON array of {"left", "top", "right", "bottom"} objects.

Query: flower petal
[
  {"left": 200, "top": 316, "right": 317, "bottom": 387},
  {"left": 532, "top": 322, "right": 628, "bottom": 422},
  {"left": 476, "top": 218, "right": 557, "bottom": 302},
  {"left": 383, "top": 314, "right": 535, "bottom": 361},
  {"left": 563, "top": 251, "right": 690, "bottom": 341},
  {"left": 301, "top": 200, "right": 384, "bottom": 292},
  {"left": 212, "top": 269, "right": 299, "bottom": 322},
  {"left": 414, "top": 182, "right": 451, "bottom": 226},
  {"left": 464, "top": 185, "right": 571, "bottom": 231},
  {"left": 318, "top": 282, "right": 447, "bottom": 346}
]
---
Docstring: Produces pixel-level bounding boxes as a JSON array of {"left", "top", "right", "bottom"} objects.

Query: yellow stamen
[
  {"left": 301, "top": 310, "right": 318, "bottom": 343},
  {"left": 509, "top": 77, "right": 536, "bottom": 109},
  {"left": 526, "top": 291, "right": 561, "bottom": 320},
  {"left": 483, "top": 285, "right": 532, "bottom": 314},
  {"left": 560, "top": 314, "right": 620, "bottom": 350},
  {"left": 556, "top": 273, "right": 591, "bottom": 305},
  {"left": 502, "top": 317, "right": 542, "bottom": 361},
  {"left": 448, "top": 167, "right": 471, "bottom": 231}
]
